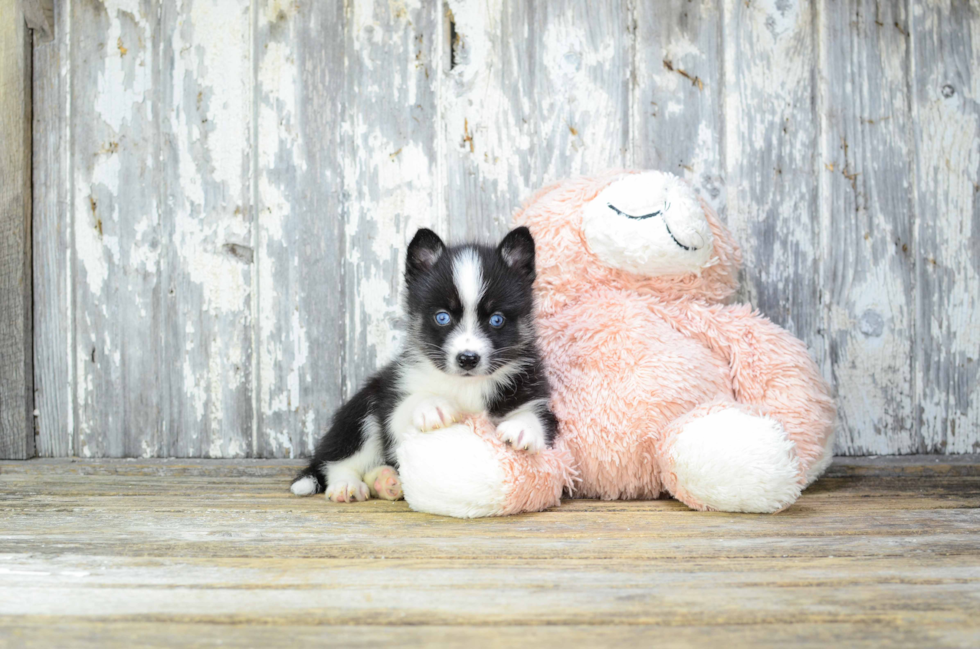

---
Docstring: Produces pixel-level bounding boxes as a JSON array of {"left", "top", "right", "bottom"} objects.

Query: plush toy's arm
[
  {"left": 674, "top": 301, "right": 837, "bottom": 484},
  {"left": 396, "top": 413, "right": 576, "bottom": 518}
]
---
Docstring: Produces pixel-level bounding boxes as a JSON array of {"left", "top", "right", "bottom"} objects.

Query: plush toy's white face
[{"left": 582, "top": 171, "right": 715, "bottom": 276}]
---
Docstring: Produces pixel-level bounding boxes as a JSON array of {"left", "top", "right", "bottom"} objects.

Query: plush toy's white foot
[
  {"left": 669, "top": 408, "right": 802, "bottom": 513},
  {"left": 495, "top": 411, "right": 546, "bottom": 453},
  {"left": 397, "top": 424, "right": 508, "bottom": 518},
  {"left": 325, "top": 480, "right": 370, "bottom": 503},
  {"left": 364, "top": 465, "right": 403, "bottom": 500},
  {"left": 412, "top": 396, "right": 460, "bottom": 432}
]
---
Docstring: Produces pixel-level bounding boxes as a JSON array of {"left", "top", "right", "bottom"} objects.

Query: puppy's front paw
[
  {"left": 495, "top": 415, "right": 546, "bottom": 453},
  {"left": 412, "top": 397, "right": 459, "bottom": 432},
  {"left": 325, "top": 480, "right": 370, "bottom": 503}
]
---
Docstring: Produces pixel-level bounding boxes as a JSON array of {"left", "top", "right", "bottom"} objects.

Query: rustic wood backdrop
[{"left": 30, "top": 0, "right": 980, "bottom": 458}]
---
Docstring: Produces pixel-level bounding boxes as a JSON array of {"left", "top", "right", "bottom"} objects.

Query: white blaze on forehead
[
  {"left": 452, "top": 248, "right": 485, "bottom": 314},
  {"left": 447, "top": 249, "right": 491, "bottom": 372}
]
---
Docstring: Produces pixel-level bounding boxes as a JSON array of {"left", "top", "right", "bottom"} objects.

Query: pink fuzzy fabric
[
  {"left": 462, "top": 414, "right": 578, "bottom": 516},
  {"left": 506, "top": 172, "right": 837, "bottom": 509}
]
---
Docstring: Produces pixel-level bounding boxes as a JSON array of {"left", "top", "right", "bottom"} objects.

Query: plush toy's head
[{"left": 513, "top": 170, "right": 742, "bottom": 315}]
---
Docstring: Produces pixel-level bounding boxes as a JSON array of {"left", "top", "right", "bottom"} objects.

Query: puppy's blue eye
[
  {"left": 489, "top": 313, "right": 505, "bottom": 328},
  {"left": 434, "top": 311, "right": 451, "bottom": 326}
]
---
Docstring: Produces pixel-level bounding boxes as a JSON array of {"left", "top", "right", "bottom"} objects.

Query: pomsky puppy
[{"left": 290, "top": 226, "right": 558, "bottom": 502}]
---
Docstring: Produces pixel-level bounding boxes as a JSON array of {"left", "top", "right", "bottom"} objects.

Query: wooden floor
[{"left": 1, "top": 457, "right": 979, "bottom": 648}]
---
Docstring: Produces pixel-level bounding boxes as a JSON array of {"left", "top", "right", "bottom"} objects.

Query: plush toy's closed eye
[
  {"left": 606, "top": 202, "right": 698, "bottom": 251},
  {"left": 607, "top": 203, "right": 662, "bottom": 221}
]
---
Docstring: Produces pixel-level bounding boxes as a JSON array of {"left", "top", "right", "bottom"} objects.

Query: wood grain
[
  {"left": 1, "top": 622, "right": 978, "bottom": 649},
  {"left": 526, "top": 1, "right": 630, "bottom": 197},
  {"left": 910, "top": 0, "right": 980, "bottom": 453},
  {"left": 0, "top": 0, "right": 35, "bottom": 460},
  {"left": 31, "top": 0, "right": 71, "bottom": 457},
  {"left": 341, "top": 0, "right": 444, "bottom": 398},
  {"left": 440, "top": 0, "right": 532, "bottom": 242},
  {"left": 25, "top": 0, "right": 980, "bottom": 457},
  {"left": 722, "top": 0, "right": 823, "bottom": 371},
  {"left": 818, "top": 0, "right": 918, "bottom": 454},
  {"left": 633, "top": 0, "right": 724, "bottom": 212},
  {"left": 69, "top": 0, "right": 163, "bottom": 457},
  {"left": 441, "top": 0, "right": 629, "bottom": 242},
  {"left": 0, "top": 458, "right": 978, "bottom": 648},
  {"left": 160, "top": 0, "right": 255, "bottom": 458},
  {"left": 253, "top": 0, "right": 347, "bottom": 458},
  {"left": 22, "top": 0, "right": 53, "bottom": 42}
]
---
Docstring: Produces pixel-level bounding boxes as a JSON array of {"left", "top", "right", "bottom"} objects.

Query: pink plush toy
[{"left": 397, "top": 170, "right": 836, "bottom": 516}]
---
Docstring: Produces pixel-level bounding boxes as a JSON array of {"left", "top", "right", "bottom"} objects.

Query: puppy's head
[{"left": 404, "top": 227, "right": 536, "bottom": 377}]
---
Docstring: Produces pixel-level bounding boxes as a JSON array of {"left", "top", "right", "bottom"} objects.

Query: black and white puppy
[{"left": 290, "top": 227, "right": 558, "bottom": 502}]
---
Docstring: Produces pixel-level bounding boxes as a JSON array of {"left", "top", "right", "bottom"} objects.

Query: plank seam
[
  {"left": 906, "top": 0, "right": 922, "bottom": 453},
  {"left": 66, "top": 0, "right": 76, "bottom": 458},
  {"left": 249, "top": 0, "right": 259, "bottom": 457}
]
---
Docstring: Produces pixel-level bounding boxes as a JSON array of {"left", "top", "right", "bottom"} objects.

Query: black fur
[{"left": 292, "top": 227, "right": 557, "bottom": 495}]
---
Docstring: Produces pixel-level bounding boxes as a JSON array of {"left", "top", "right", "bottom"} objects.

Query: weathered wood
[
  {"left": 1, "top": 622, "right": 978, "bottom": 649},
  {"left": 722, "top": 0, "right": 823, "bottom": 368},
  {"left": 818, "top": 0, "right": 918, "bottom": 454},
  {"left": 253, "top": 1, "right": 345, "bottom": 458},
  {"left": 22, "top": 0, "right": 53, "bottom": 42},
  {"left": 633, "top": 0, "right": 724, "bottom": 213},
  {"left": 32, "top": 0, "right": 72, "bottom": 457},
  {"left": 341, "top": 0, "right": 444, "bottom": 399},
  {"left": 0, "top": 458, "right": 978, "bottom": 648},
  {"left": 440, "top": 0, "right": 532, "bottom": 241},
  {"left": 25, "top": 0, "right": 980, "bottom": 457},
  {"left": 0, "top": 0, "right": 35, "bottom": 460},
  {"left": 910, "top": 0, "right": 980, "bottom": 454},
  {"left": 69, "top": 0, "right": 164, "bottom": 457},
  {"left": 160, "top": 0, "right": 254, "bottom": 458},
  {"left": 441, "top": 0, "right": 629, "bottom": 242},
  {"left": 527, "top": 1, "right": 630, "bottom": 195}
]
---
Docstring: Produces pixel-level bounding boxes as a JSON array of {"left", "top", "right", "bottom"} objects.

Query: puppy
[{"left": 290, "top": 227, "right": 558, "bottom": 502}]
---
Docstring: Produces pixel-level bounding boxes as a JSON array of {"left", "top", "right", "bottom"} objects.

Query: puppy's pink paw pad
[{"left": 365, "top": 466, "right": 403, "bottom": 500}]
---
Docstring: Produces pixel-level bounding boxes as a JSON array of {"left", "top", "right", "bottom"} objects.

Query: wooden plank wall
[
  {"left": 1, "top": 0, "right": 36, "bottom": 460},
  {"left": 30, "top": 0, "right": 980, "bottom": 458}
]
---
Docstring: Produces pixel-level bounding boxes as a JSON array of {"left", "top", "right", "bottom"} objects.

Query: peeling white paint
[
  {"left": 94, "top": 1, "right": 151, "bottom": 133},
  {"left": 74, "top": 197, "right": 108, "bottom": 296},
  {"left": 914, "top": 72, "right": 980, "bottom": 451},
  {"left": 303, "top": 409, "right": 317, "bottom": 453},
  {"left": 38, "top": 0, "right": 980, "bottom": 459},
  {"left": 185, "top": 0, "right": 251, "bottom": 192},
  {"left": 184, "top": 355, "right": 207, "bottom": 424}
]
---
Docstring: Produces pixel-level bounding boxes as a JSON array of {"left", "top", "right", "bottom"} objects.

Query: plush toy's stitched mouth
[{"left": 606, "top": 203, "right": 700, "bottom": 251}]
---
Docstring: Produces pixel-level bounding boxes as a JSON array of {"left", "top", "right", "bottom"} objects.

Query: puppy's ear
[
  {"left": 406, "top": 228, "right": 446, "bottom": 283},
  {"left": 497, "top": 226, "right": 536, "bottom": 279}
]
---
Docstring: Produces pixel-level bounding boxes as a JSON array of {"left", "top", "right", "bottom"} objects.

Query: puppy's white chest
[{"left": 389, "top": 362, "right": 498, "bottom": 442}]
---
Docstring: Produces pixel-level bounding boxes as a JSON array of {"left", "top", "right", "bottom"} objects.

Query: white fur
[
  {"left": 453, "top": 249, "right": 485, "bottom": 312},
  {"left": 289, "top": 475, "right": 319, "bottom": 496},
  {"left": 446, "top": 250, "right": 491, "bottom": 373},
  {"left": 388, "top": 355, "right": 523, "bottom": 445},
  {"left": 396, "top": 423, "right": 509, "bottom": 518},
  {"left": 495, "top": 398, "right": 548, "bottom": 453},
  {"left": 321, "top": 415, "right": 384, "bottom": 502},
  {"left": 670, "top": 408, "right": 802, "bottom": 513},
  {"left": 412, "top": 395, "right": 460, "bottom": 431},
  {"left": 583, "top": 171, "right": 715, "bottom": 276}
]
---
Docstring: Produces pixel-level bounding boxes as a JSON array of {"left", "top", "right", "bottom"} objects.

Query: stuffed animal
[{"left": 397, "top": 170, "right": 836, "bottom": 516}]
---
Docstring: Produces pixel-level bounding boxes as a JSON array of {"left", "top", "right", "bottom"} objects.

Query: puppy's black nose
[{"left": 456, "top": 351, "right": 481, "bottom": 370}]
